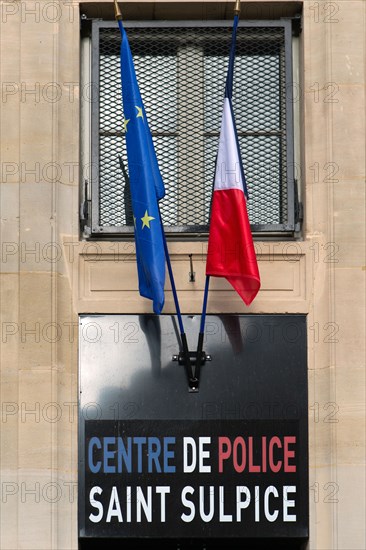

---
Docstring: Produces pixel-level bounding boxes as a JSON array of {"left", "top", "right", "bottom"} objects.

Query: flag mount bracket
[
  {"left": 172, "top": 352, "right": 212, "bottom": 363},
  {"left": 188, "top": 254, "right": 196, "bottom": 282},
  {"left": 172, "top": 351, "right": 212, "bottom": 392}
]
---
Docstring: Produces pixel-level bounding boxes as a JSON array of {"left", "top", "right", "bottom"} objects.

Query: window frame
[{"left": 82, "top": 18, "right": 299, "bottom": 239}]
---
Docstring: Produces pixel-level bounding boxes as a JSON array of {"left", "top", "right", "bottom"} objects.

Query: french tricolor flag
[{"left": 206, "top": 15, "right": 260, "bottom": 306}]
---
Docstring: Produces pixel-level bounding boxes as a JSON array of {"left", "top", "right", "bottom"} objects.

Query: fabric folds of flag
[
  {"left": 205, "top": 15, "right": 260, "bottom": 306},
  {"left": 118, "top": 20, "right": 166, "bottom": 314}
]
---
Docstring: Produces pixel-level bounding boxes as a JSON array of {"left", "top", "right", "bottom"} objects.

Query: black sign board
[{"left": 79, "top": 314, "right": 308, "bottom": 544}]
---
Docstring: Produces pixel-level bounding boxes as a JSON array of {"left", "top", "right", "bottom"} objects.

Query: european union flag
[{"left": 118, "top": 20, "right": 166, "bottom": 314}]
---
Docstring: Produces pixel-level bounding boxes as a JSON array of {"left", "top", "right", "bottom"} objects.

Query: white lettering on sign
[
  {"left": 89, "top": 485, "right": 171, "bottom": 523},
  {"left": 183, "top": 437, "right": 212, "bottom": 473},
  {"left": 180, "top": 485, "right": 297, "bottom": 523}
]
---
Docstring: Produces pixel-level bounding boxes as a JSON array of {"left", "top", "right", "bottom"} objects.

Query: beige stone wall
[
  {"left": 0, "top": 1, "right": 365, "bottom": 549},
  {"left": 0, "top": 2, "right": 79, "bottom": 548}
]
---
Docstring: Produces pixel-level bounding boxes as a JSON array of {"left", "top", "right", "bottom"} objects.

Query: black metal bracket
[
  {"left": 188, "top": 254, "right": 195, "bottom": 282},
  {"left": 291, "top": 14, "right": 302, "bottom": 37},
  {"left": 80, "top": 179, "right": 91, "bottom": 237},
  {"left": 172, "top": 351, "right": 212, "bottom": 393},
  {"left": 80, "top": 14, "right": 93, "bottom": 36},
  {"left": 294, "top": 179, "right": 303, "bottom": 232}
]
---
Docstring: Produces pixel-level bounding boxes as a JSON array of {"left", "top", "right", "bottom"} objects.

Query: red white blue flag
[{"left": 205, "top": 15, "right": 260, "bottom": 306}]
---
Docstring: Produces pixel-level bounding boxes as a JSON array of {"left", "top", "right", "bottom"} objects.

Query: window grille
[{"left": 83, "top": 20, "right": 299, "bottom": 237}]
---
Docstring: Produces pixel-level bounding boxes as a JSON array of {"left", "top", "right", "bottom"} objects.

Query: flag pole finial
[
  {"left": 114, "top": 0, "right": 122, "bottom": 20},
  {"left": 234, "top": 0, "right": 241, "bottom": 16}
]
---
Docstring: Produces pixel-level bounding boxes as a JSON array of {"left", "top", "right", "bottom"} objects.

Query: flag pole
[
  {"left": 115, "top": 0, "right": 196, "bottom": 390},
  {"left": 193, "top": 275, "right": 210, "bottom": 386},
  {"left": 114, "top": 0, "right": 123, "bottom": 29},
  {"left": 158, "top": 210, "right": 198, "bottom": 390},
  {"left": 194, "top": 0, "right": 242, "bottom": 388}
]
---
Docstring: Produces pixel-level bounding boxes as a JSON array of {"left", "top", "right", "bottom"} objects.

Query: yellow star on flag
[
  {"left": 135, "top": 106, "right": 144, "bottom": 120},
  {"left": 141, "top": 210, "right": 155, "bottom": 229},
  {"left": 123, "top": 118, "right": 130, "bottom": 132}
]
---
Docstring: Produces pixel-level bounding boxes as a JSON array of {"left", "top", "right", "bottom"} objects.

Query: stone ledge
[{"left": 64, "top": 238, "right": 313, "bottom": 314}]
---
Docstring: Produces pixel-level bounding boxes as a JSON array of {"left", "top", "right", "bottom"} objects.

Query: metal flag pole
[
  {"left": 158, "top": 210, "right": 198, "bottom": 390},
  {"left": 114, "top": 0, "right": 196, "bottom": 390},
  {"left": 194, "top": 0, "right": 242, "bottom": 389},
  {"left": 193, "top": 275, "right": 210, "bottom": 386}
]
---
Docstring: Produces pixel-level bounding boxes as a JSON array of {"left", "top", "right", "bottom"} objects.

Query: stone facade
[{"left": 0, "top": 1, "right": 365, "bottom": 548}]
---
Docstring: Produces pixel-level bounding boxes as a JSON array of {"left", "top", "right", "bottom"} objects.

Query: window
[{"left": 81, "top": 19, "right": 301, "bottom": 238}]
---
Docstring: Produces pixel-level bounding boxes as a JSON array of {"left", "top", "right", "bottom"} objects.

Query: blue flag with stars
[{"left": 118, "top": 20, "right": 165, "bottom": 314}]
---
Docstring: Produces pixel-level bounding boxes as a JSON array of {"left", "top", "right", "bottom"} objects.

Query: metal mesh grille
[{"left": 96, "top": 23, "right": 290, "bottom": 233}]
